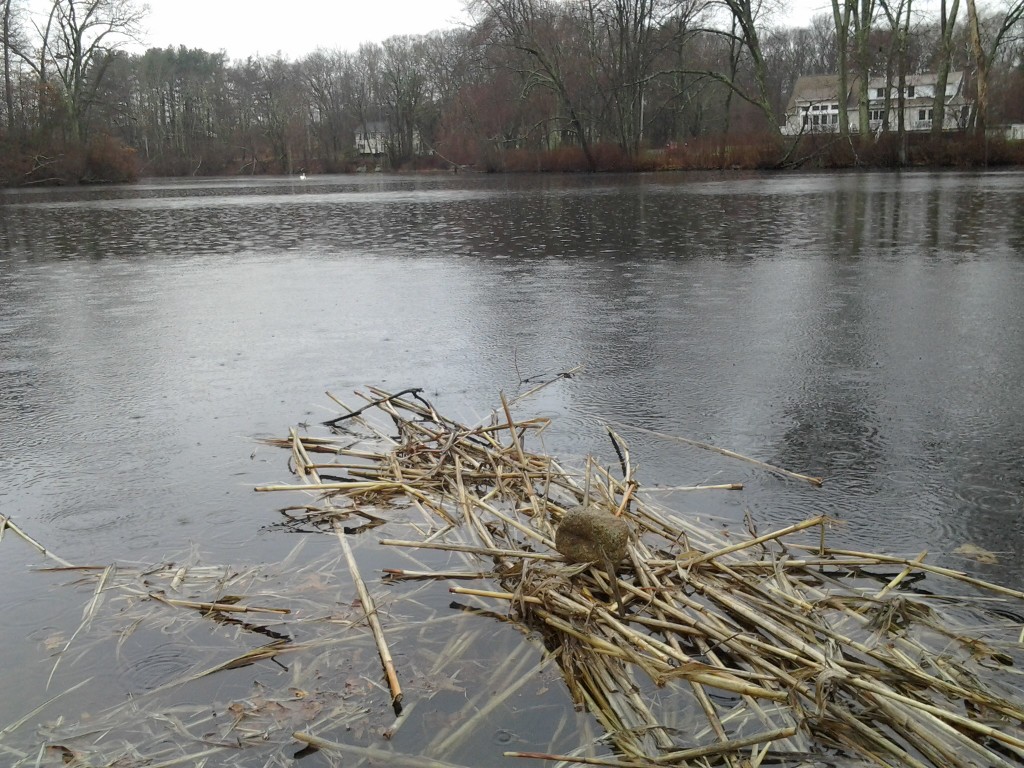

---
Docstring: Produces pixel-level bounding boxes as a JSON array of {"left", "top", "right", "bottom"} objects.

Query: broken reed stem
[
  {"left": 255, "top": 480, "right": 408, "bottom": 493},
  {"left": 598, "top": 418, "right": 824, "bottom": 487},
  {"left": 384, "top": 568, "right": 493, "bottom": 581},
  {"left": 290, "top": 426, "right": 321, "bottom": 484},
  {"left": 500, "top": 391, "right": 542, "bottom": 516},
  {"left": 502, "top": 723, "right": 797, "bottom": 768},
  {"left": 791, "top": 544, "right": 1024, "bottom": 601},
  {"left": 874, "top": 550, "right": 928, "bottom": 600},
  {"left": 293, "top": 731, "right": 471, "bottom": 768},
  {"left": 450, "top": 585, "right": 542, "bottom": 604},
  {"left": 333, "top": 521, "right": 403, "bottom": 709},
  {"left": 322, "top": 387, "right": 424, "bottom": 427},
  {"left": 641, "top": 483, "right": 743, "bottom": 491},
  {"left": 148, "top": 593, "right": 291, "bottom": 615},
  {"left": 0, "top": 514, "right": 75, "bottom": 568},
  {"left": 505, "top": 365, "right": 583, "bottom": 409},
  {"left": 679, "top": 515, "right": 828, "bottom": 567},
  {"left": 848, "top": 675, "right": 1024, "bottom": 754},
  {"left": 379, "top": 538, "right": 563, "bottom": 561}
]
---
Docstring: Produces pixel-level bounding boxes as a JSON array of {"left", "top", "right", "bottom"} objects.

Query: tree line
[{"left": 2, "top": 0, "right": 1023, "bottom": 183}]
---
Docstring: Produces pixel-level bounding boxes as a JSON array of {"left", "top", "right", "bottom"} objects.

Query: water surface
[{"left": 2, "top": 170, "right": 1023, "bottom": 762}]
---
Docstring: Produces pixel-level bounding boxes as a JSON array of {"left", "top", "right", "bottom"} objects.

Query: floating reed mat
[
  {"left": 1, "top": 530, "right": 567, "bottom": 768},
  {"left": 255, "top": 387, "right": 1024, "bottom": 768}
]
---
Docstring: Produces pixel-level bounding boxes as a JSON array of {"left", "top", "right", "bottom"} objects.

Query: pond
[{"left": 2, "top": 169, "right": 1023, "bottom": 765}]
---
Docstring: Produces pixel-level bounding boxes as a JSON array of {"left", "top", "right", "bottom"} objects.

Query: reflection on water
[{"left": 2, "top": 169, "right": 1024, "bottom": 748}]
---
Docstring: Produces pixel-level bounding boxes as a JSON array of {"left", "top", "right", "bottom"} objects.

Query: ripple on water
[{"left": 117, "top": 636, "right": 198, "bottom": 693}]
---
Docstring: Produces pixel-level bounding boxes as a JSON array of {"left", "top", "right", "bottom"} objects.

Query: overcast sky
[
  {"left": 33, "top": 0, "right": 828, "bottom": 61},
  {"left": 139, "top": 0, "right": 474, "bottom": 59}
]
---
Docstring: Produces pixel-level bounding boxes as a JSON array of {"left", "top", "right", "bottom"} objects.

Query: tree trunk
[
  {"left": 965, "top": 0, "right": 987, "bottom": 134},
  {"left": 2, "top": 0, "right": 13, "bottom": 132},
  {"left": 721, "top": 0, "right": 783, "bottom": 134},
  {"left": 854, "top": 0, "right": 875, "bottom": 137},
  {"left": 832, "top": 0, "right": 852, "bottom": 139},
  {"left": 931, "top": 0, "right": 959, "bottom": 137}
]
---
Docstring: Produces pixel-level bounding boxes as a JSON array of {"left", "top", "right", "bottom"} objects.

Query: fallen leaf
[{"left": 953, "top": 543, "right": 998, "bottom": 565}]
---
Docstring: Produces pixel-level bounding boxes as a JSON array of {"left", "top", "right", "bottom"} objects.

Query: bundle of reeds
[{"left": 254, "top": 386, "right": 1024, "bottom": 768}]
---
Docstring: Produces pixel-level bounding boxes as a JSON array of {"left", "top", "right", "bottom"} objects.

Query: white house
[
  {"left": 354, "top": 121, "right": 390, "bottom": 155},
  {"left": 782, "top": 72, "right": 972, "bottom": 135},
  {"left": 354, "top": 120, "right": 424, "bottom": 156}
]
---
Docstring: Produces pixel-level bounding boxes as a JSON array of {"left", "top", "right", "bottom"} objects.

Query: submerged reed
[
  {"left": 254, "top": 386, "right": 1024, "bottom": 767},
  {"left": 3, "top": 381, "right": 1024, "bottom": 767}
]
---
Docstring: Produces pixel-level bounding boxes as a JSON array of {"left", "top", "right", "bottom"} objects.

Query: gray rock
[{"left": 555, "top": 506, "right": 630, "bottom": 564}]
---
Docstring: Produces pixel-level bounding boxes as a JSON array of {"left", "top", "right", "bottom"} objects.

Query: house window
[
  {"left": 918, "top": 109, "right": 926, "bottom": 121},
  {"left": 870, "top": 109, "right": 885, "bottom": 121},
  {"left": 907, "top": 85, "right": 915, "bottom": 98},
  {"left": 876, "top": 88, "right": 884, "bottom": 98}
]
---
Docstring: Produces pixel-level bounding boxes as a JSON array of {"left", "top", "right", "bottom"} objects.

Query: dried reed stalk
[
  {"left": 333, "top": 520, "right": 403, "bottom": 710},
  {"left": 255, "top": 388, "right": 1024, "bottom": 768},
  {"left": 0, "top": 513, "right": 75, "bottom": 567}
]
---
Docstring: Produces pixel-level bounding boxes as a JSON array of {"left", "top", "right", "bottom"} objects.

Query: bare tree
[
  {"left": 851, "top": 0, "right": 878, "bottom": 136},
  {"left": 2, "top": 0, "right": 12, "bottom": 131},
  {"left": 39, "top": 0, "right": 146, "bottom": 140},
  {"left": 711, "top": 0, "right": 785, "bottom": 132},
  {"left": 379, "top": 35, "right": 430, "bottom": 166},
  {"left": 583, "top": 0, "right": 695, "bottom": 156},
  {"left": 930, "top": 0, "right": 961, "bottom": 136},
  {"left": 471, "top": 0, "right": 600, "bottom": 169},
  {"left": 302, "top": 49, "right": 350, "bottom": 166},
  {"left": 351, "top": 42, "right": 383, "bottom": 157},
  {"left": 252, "top": 55, "right": 308, "bottom": 173},
  {"left": 965, "top": 0, "right": 1024, "bottom": 133},
  {"left": 879, "top": 0, "right": 913, "bottom": 160}
]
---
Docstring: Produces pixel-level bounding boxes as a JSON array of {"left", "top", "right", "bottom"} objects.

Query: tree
[
  {"left": 711, "top": 0, "right": 785, "bottom": 132},
  {"left": 302, "top": 49, "right": 351, "bottom": 168},
  {"left": 851, "top": 0, "right": 878, "bottom": 136},
  {"left": 965, "top": 0, "right": 1024, "bottom": 133},
  {"left": 472, "top": 0, "right": 600, "bottom": 169},
  {"left": 421, "top": 28, "right": 474, "bottom": 141},
  {"left": 930, "top": 0, "right": 961, "bottom": 136},
  {"left": 828, "top": 1, "right": 855, "bottom": 139},
  {"left": 351, "top": 42, "right": 383, "bottom": 158},
  {"left": 583, "top": 0, "right": 694, "bottom": 156},
  {"left": 251, "top": 54, "right": 308, "bottom": 172},
  {"left": 879, "top": 0, "right": 913, "bottom": 160},
  {"left": 2, "top": 0, "right": 14, "bottom": 131},
  {"left": 39, "top": 0, "right": 146, "bottom": 140},
  {"left": 379, "top": 35, "right": 430, "bottom": 166}
]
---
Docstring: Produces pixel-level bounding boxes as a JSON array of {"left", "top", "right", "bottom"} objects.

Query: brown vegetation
[
  {"left": 4, "top": 385, "right": 1024, "bottom": 765},
  {"left": 2, "top": 0, "right": 1024, "bottom": 185},
  {"left": 0, "top": 134, "right": 139, "bottom": 186}
]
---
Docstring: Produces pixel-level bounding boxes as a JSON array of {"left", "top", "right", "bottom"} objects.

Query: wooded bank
[{"left": 3, "top": 0, "right": 1024, "bottom": 184}]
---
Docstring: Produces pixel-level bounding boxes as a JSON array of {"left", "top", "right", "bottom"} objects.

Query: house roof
[
  {"left": 785, "top": 74, "right": 861, "bottom": 111},
  {"left": 866, "top": 71, "right": 964, "bottom": 90},
  {"left": 787, "top": 71, "right": 969, "bottom": 115}
]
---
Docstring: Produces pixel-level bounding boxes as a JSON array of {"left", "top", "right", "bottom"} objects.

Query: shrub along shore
[{"left": 2, "top": 131, "right": 1022, "bottom": 186}]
